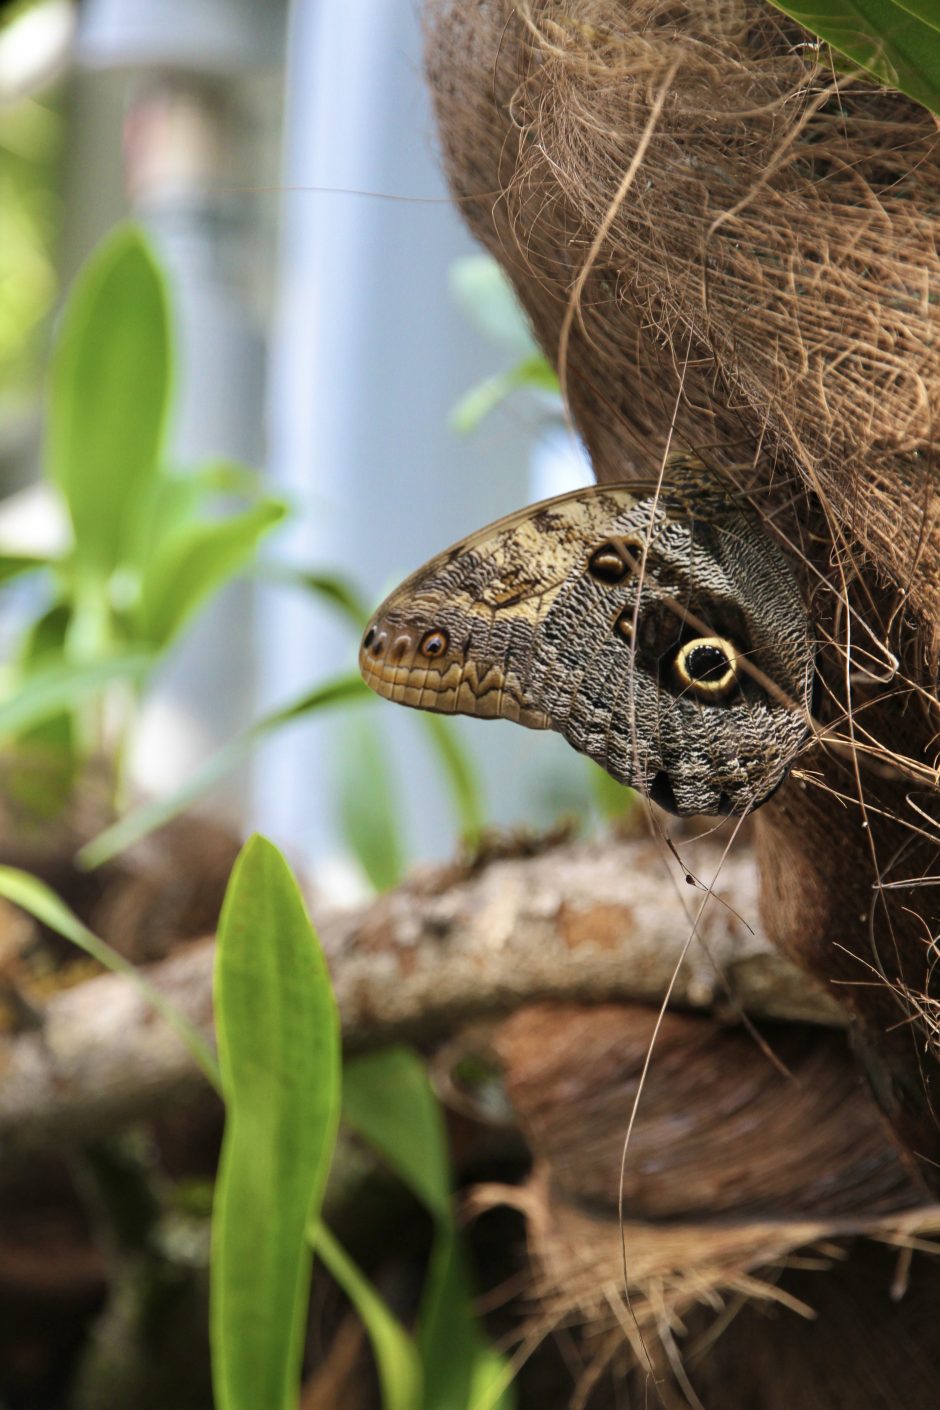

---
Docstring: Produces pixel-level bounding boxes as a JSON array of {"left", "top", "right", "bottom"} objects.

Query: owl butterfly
[{"left": 359, "top": 462, "right": 815, "bottom": 817}]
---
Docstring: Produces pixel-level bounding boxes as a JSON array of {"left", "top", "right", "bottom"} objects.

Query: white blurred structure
[
  {"left": 253, "top": 0, "right": 579, "bottom": 876},
  {"left": 45, "top": 0, "right": 594, "bottom": 883}
]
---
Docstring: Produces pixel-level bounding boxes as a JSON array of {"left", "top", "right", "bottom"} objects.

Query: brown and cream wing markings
[{"left": 359, "top": 473, "right": 814, "bottom": 817}]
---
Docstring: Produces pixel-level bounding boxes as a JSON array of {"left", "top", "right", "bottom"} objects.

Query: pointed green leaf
[
  {"left": 78, "top": 672, "right": 370, "bottom": 868},
  {"left": 0, "top": 650, "right": 151, "bottom": 742},
  {"left": 418, "top": 1231, "right": 514, "bottom": 1410},
  {"left": 343, "top": 1048, "right": 451, "bottom": 1223},
  {"left": 343, "top": 1047, "right": 516, "bottom": 1410},
  {"left": 211, "top": 836, "right": 341, "bottom": 1410},
  {"left": 337, "top": 716, "right": 406, "bottom": 893},
  {"left": 135, "top": 500, "right": 287, "bottom": 648},
  {"left": 0, "top": 865, "right": 218, "bottom": 1086},
  {"left": 451, "top": 356, "right": 559, "bottom": 435},
  {"left": 47, "top": 225, "right": 171, "bottom": 573},
  {"left": 768, "top": 2, "right": 940, "bottom": 114},
  {"left": 314, "top": 1223, "right": 422, "bottom": 1410}
]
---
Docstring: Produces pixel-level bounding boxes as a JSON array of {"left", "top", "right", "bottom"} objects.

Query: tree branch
[{"left": 0, "top": 833, "right": 840, "bottom": 1145}]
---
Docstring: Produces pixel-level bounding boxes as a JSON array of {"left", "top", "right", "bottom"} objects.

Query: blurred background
[{"left": 0, "top": 0, "right": 610, "bottom": 900}]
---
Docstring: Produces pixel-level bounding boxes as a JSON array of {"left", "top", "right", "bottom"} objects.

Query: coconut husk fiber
[
  {"left": 424, "top": 0, "right": 940, "bottom": 1179},
  {"left": 474, "top": 1003, "right": 940, "bottom": 1408},
  {"left": 426, "top": 0, "right": 940, "bottom": 637}
]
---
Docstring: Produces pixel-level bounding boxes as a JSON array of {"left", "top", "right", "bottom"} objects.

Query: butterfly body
[{"left": 360, "top": 470, "right": 814, "bottom": 816}]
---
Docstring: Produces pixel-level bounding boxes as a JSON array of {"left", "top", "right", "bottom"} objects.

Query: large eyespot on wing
[
  {"left": 358, "top": 483, "right": 652, "bottom": 723},
  {"left": 670, "top": 635, "right": 740, "bottom": 701}
]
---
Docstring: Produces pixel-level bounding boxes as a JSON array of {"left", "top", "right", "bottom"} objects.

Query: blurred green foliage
[
  {"left": 0, "top": 224, "right": 483, "bottom": 889},
  {"left": 0, "top": 225, "right": 287, "bottom": 818},
  {"left": 449, "top": 256, "right": 559, "bottom": 434},
  {"left": 0, "top": 87, "right": 60, "bottom": 407}
]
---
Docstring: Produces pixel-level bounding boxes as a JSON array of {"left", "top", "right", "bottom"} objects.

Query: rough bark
[{"left": 0, "top": 833, "right": 840, "bottom": 1146}]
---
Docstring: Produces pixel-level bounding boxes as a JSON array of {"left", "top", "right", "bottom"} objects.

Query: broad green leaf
[
  {"left": 449, "top": 257, "right": 539, "bottom": 359},
  {"left": 47, "top": 226, "right": 171, "bottom": 573},
  {"left": 78, "top": 671, "right": 370, "bottom": 868},
  {"left": 314, "top": 1223, "right": 422, "bottom": 1410},
  {"left": 212, "top": 836, "right": 341, "bottom": 1410},
  {"left": 343, "top": 1048, "right": 451, "bottom": 1224},
  {"left": 769, "top": 1, "right": 940, "bottom": 114},
  {"left": 451, "top": 356, "right": 560, "bottom": 435},
  {"left": 0, "top": 865, "right": 218, "bottom": 1085},
  {"left": 135, "top": 500, "right": 287, "bottom": 648},
  {"left": 337, "top": 716, "right": 406, "bottom": 893},
  {"left": 419, "top": 715, "right": 484, "bottom": 845},
  {"left": 0, "top": 650, "right": 151, "bottom": 742}
]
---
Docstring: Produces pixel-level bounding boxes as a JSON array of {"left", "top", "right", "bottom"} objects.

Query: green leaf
[
  {"left": 768, "top": 1, "right": 940, "bottom": 114},
  {"left": 135, "top": 500, "right": 287, "bottom": 648},
  {"left": 314, "top": 1223, "right": 422, "bottom": 1410},
  {"left": 9, "top": 602, "right": 78, "bottom": 818},
  {"left": 0, "top": 650, "right": 151, "bottom": 742},
  {"left": 468, "top": 1343, "right": 517, "bottom": 1410},
  {"left": 0, "top": 552, "right": 52, "bottom": 584},
  {"left": 449, "top": 257, "right": 539, "bottom": 359},
  {"left": 418, "top": 715, "right": 485, "bottom": 845},
  {"left": 47, "top": 225, "right": 171, "bottom": 573},
  {"left": 123, "top": 472, "right": 209, "bottom": 580},
  {"left": 451, "top": 356, "right": 560, "bottom": 435},
  {"left": 0, "top": 865, "right": 218, "bottom": 1086},
  {"left": 123, "top": 459, "right": 270, "bottom": 591},
  {"left": 342, "top": 1047, "right": 516, "bottom": 1410},
  {"left": 211, "top": 836, "right": 341, "bottom": 1410},
  {"left": 259, "top": 563, "right": 371, "bottom": 632},
  {"left": 343, "top": 1048, "right": 452, "bottom": 1223},
  {"left": 78, "top": 671, "right": 371, "bottom": 869},
  {"left": 419, "top": 1231, "right": 515, "bottom": 1410},
  {"left": 588, "top": 761, "right": 638, "bottom": 823},
  {"left": 337, "top": 716, "right": 406, "bottom": 893}
]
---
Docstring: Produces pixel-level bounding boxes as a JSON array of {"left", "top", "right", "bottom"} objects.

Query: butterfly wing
[
  {"left": 358, "top": 484, "right": 651, "bottom": 726},
  {"left": 359, "top": 480, "right": 813, "bottom": 815}
]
